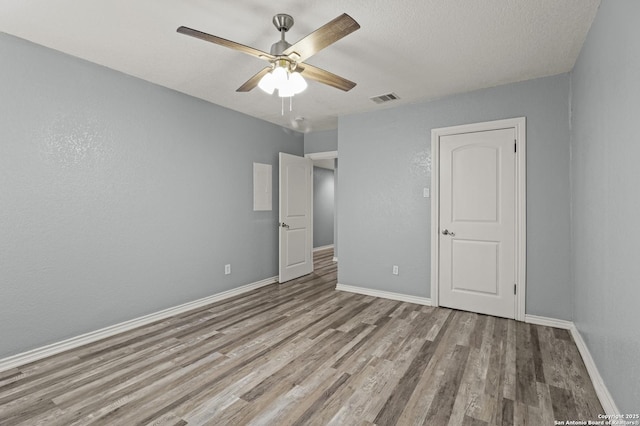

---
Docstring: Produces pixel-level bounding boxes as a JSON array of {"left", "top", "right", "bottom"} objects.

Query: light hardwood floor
[{"left": 0, "top": 248, "right": 603, "bottom": 425}]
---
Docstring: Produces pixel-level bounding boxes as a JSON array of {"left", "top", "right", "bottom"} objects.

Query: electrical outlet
[
  {"left": 392, "top": 265, "right": 399, "bottom": 275},
  {"left": 225, "top": 264, "right": 231, "bottom": 275}
]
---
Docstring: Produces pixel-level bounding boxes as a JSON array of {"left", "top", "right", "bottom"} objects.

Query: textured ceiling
[{"left": 0, "top": 0, "right": 600, "bottom": 132}]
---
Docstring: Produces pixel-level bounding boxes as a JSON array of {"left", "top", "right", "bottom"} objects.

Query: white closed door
[
  {"left": 279, "top": 153, "right": 313, "bottom": 283},
  {"left": 439, "top": 128, "right": 516, "bottom": 319}
]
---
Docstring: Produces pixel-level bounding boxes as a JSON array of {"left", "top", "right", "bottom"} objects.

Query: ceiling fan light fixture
[
  {"left": 271, "top": 65, "right": 289, "bottom": 87},
  {"left": 289, "top": 71, "right": 307, "bottom": 94},
  {"left": 259, "top": 61, "right": 307, "bottom": 98},
  {"left": 278, "top": 82, "right": 295, "bottom": 98},
  {"left": 258, "top": 71, "right": 275, "bottom": 94},
  {"left": 277, "top": 72, "right": 306, "bottom": 98}
]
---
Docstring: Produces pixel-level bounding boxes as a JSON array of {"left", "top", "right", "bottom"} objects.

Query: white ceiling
[{"left": 0, "top": 0, "right": 600, "bottom": 132}]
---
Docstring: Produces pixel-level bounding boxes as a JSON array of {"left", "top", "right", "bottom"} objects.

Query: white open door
[{"left": 279, "top": 153, "right": 313, "bottom": 283}]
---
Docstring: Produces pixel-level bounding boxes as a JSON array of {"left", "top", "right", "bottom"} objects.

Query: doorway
[
  {"left": 306, "top": 150, "right": 338, "bottom": 263},
  {"left": 430, "top": 118, "right": 526, "bottom": 320}
]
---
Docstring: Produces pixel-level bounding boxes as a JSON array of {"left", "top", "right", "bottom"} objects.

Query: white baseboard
[
  {"left": 335, "top": 283, "right": 432, "bottom": 306},
  {"left": 313, "top": 244, "right": 334, "bottom": 252},
  {"left": 0, "top": 276, "right": 277, "bottom": 373},
  {"left": 525, "top": 314, "right": 619, "bottom": 415},
  {"left": 524, "top": 314, "right": 573, "bottom": 329},
  {"left": 569, "top": 324, "right": 620, "bottom": 415}
]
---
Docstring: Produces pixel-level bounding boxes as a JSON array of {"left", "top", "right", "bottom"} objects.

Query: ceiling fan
[{"left": 177, "top": 13, "right": 360, "bottom": 97}]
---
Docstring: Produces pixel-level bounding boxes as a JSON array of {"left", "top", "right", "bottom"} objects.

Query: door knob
[
  {"left": 279, "top": 222, "right": 290, "bottom": 229},
  {"left": 442, "top": 229, "right": 455, "bottom": 236}
]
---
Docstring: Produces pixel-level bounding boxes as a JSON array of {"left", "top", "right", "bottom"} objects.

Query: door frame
[
  {"left": 304, "top": 150, "right": 338, "bottom": 162},
  {"left": 430, "top": 117, "right": 527, "bottom": 321}
]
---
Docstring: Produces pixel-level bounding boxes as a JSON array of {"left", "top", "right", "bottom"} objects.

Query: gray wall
[
  {"left": 570, "top": 0, "right": 640, "bottom": 412},
  {"left": 0, "top": 33, "right": 303, "bottom": 359},
  {"left": 313, "top": 167, "right": 335, "bottom": 248},
  {"left": 338, "top": 74, "right": 572, "bottom": 319},
  {"left": 304, "top": 129, "right": 338, "bottom": 154}
]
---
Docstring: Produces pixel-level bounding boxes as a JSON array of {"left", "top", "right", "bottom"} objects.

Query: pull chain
[{"left": 280, "top": 96, "right": 294, "bottom": 116}]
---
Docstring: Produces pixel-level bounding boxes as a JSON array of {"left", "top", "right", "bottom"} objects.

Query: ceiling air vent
[{"left": 370, "top": 92, "right": 400, "bottom": 104}]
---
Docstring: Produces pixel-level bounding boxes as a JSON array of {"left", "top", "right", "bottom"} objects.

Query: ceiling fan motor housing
[{"left": 270, "top": 39, "right": 292, "bottom": 56}]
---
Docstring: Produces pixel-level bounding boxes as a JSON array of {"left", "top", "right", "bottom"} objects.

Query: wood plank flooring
[{"left": 0, "top": 248, "right": 603, "bottom": 425}]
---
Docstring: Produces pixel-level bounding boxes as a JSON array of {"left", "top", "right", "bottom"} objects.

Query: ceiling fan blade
[
  {"left": 177, "top": 26, "right": 275, "bottom": 61},
  {"left": 298, "top": 63, "right": 356, "bottom": 92},
  {"left": 283, "top": 13, "right": 360, "bottom": 62},
  {"left": 236, "top": 67, "right": 272, "bottom": 92}
]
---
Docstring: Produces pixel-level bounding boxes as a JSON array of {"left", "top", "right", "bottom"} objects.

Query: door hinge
[
  {"left": 514, "top": 140, "right": 517, "bottom": 153},
  {"left": 514, "top": 283, "right": 517, "bottom": 295}
]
